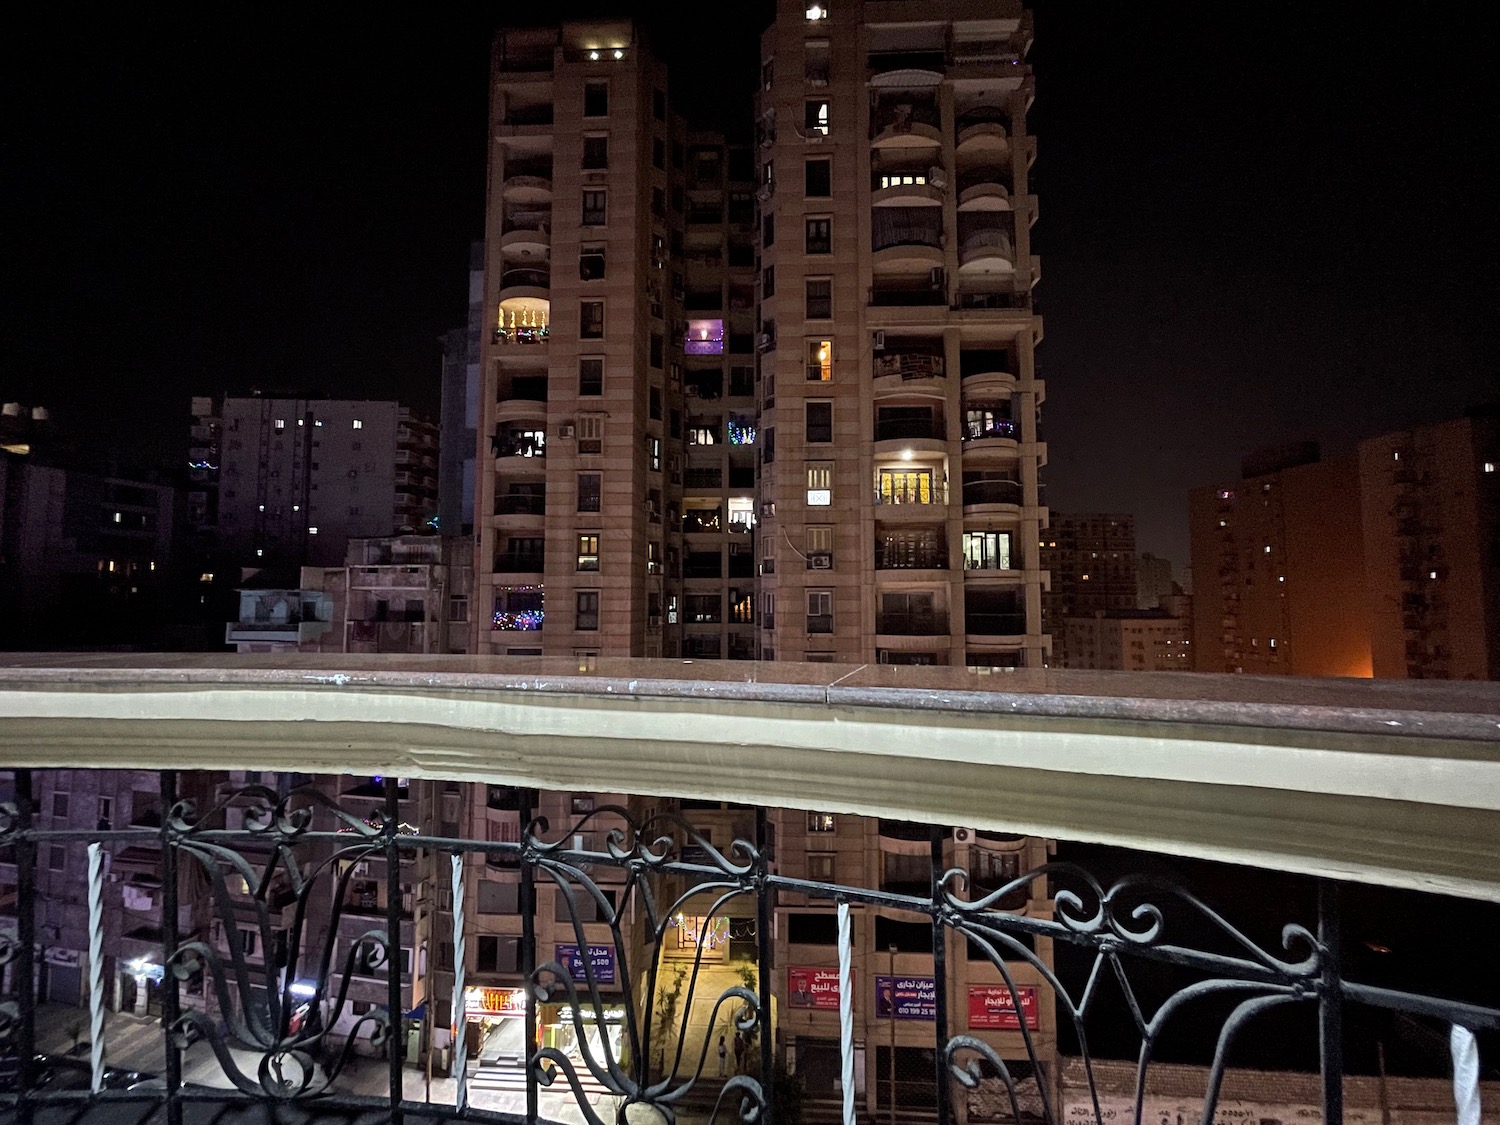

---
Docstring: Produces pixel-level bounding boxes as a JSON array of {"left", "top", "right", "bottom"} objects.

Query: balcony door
[{"left": 879, "top": 468, "right": 936, "bottom": 505}]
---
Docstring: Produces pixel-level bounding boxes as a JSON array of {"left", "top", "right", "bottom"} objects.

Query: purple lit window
[{"left": 685, "top": 319, "right": 724, "bottom": 356}]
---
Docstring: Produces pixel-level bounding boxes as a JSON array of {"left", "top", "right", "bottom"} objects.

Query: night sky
[{"left": 6, "top": 4, "right": 1494, "bottom": 568}]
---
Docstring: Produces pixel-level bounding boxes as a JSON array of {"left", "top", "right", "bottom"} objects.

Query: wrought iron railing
[{"left": 2, "top": 769, "right": 1497, "bottom": 1125}]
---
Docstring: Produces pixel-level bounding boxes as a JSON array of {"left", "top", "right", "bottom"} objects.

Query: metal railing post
[
  {"left": 14, "top": 768, "right": 37, "bottom": 1125},
  {"left": 930, "top": 824, "right": 951, "bottom": 1125},
  {"left": 160, "top": 769, "right": 183, "bottom": 1125},
  {"left": 1319, "top": 880, "right": 1344, "bottom": 1125},
  {"left": 520, "top": 791, "right": 538, "bottom": 1125},
  {"left": 384, "top": 777, "right": 406, "bottom": 1123},
  {"left": 756, "top": 807, "right": 776, "bottom": 1123}
]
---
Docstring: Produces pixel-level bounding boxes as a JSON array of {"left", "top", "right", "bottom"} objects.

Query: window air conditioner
[
  {"left": 558, "top": 422, "right": 576, "bottom": 438},
  {"left": 952, "top": 827, "right": 974, "bottom": 844}
]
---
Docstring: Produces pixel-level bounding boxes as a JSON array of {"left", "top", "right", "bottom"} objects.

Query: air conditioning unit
[
  {"left": 807, "top": 552, "right": 833, "bottom": 570},
  {"left": 756, "top": 333, "right": 773, "bottom": 351},
  {"left": 952, "top": 827, "right": 974, "bottom": 844},
  {"left": 354, "top": 860, "right": 370, "bottom": 875},
  {"left": 757, "top": 182, "right": 775, "bottom": 201},
  {"left": 760, "top": 501, "right": 777, "bottom": 518},
  {"left": 928, "top": 166, "right": 948, "bottom": 189},
  {"left": 558, "top": 422, "right": 576, "bottom": 438},
  {"left": 872, "top": 330, "right": 886, "bottom": 351}
]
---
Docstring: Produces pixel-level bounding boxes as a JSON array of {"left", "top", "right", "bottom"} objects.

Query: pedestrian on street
[
  {"left": 717, "top": 1034, "right": 727, "bottom": 1077},
  {"left": 732, "top": 1031, "right": 745, "bottom": 1074}
]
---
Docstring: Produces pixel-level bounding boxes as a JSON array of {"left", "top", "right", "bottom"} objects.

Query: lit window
[
  {"left": 256, "top": 548, "right": 264, "bottom": 557},
  {"left": 1486, "top": 462, "right": 1496, "bottom": 473},
  {"left": 297, "top": 419, "right": 304, "bottom": 427},
  {"left": 308, "top": 527, "right": 319, "bottom": 535},
  {"left": 805, "top": 3, "right": 828, "bottom": 19},
  {"left": 577, "top": 535, "right": 600, "bottom": 572},
  {"left": 807, "top": 812, "right": 835, "bottom": 832},
  {"left": 199, "top": 572, "right": 214, "bottom": 583},
  {"left": 1429, "top": 570, "right": 1438, "bottom": 580},
  {"left": 292, "top": 504, "right": 300, "bottom": 512},
  {"left": 805, "top": 100, "right": 829, "bottom": 135},
  {"left": 314, "top": 419, "right": 323, "bottom": 427},
  {"left": 258, "top": 504, "right": 265, "bottom": 512},
  {"left": 1264, "top": 545, "right": 1272, "bottom": 553},
  {"left": 353, "top": 419, "right": 363, "bottom": 430},
  {"left": 806, "top": 461, "right": 832, "bottom": 506},
  {"left": 274, "top": 419, "right": 285, "bottom": 430},
  {"left": 113, "top": 511, "right": 122, "bottom": 523}
]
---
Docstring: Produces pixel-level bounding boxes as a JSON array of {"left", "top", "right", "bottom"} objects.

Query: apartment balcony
[
  {"left": 959, "top": 350, "right": 1016, "bottom": 386},
  {"left": 0, "top": 657, "right": 1497, "bottom": 1123},
  {"left": 965, "top": 611, "right": 1028, "bottom": 638},
  {"left": 958, "top": 179, "right": 1012, "bottom": 213},
  {"left": 500, "top": 226, "right": 550, "bottom": 260},
  {"left": 493, "top": 493, "right": 546, "bottom": 530},
  {"left": 959, "top": 229, "right": 1015, "bottom": 274},
  {"left": 962, "top": 479, "right": 1023, "bottom": 510},
  {"left": 873, "top": 482, "right": 949, "bottom": 508},
  {"left": 875, "top": 542, "right": 949, "bottom": 571},
  {"left": 955, "top": 121, "right": 1010, "bottom": 161},
  {"left": 868, "top": 284, "right": 947, "bottom": 309},
  {"left": 872, "top": 238, "right": 945, "bottom": 273},
  {"left": 499, "top": 266, "right": 550, "bottom": 304},
  {"left": 871, "top": 175, "right": 945, "bottom": 209},
  {"left": 873, "top": 351, "right": 946, "bottom": 383},
  {"left": 224, "top": 619, "right": 332, "bottom": 646},
  {"left": 501, "top": 173, "right": 553, "bottom": 204},
  {"left": 492, "top": 552, "right": 544, "bottom": 576},
  {"left": 492, "top": 430, "right": 546, "bottom": 460},
  {"left": 876, "top": 609, "right": 949, "bottom": 637},
  {"left": 874, "top": 416, "right": 946, "bottom": 447}
]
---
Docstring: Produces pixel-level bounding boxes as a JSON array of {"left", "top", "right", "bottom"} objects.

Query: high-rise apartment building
[
  {"left": 756, "top": 0, "right": 1046, "bottom": 669},
  {"left": 1189, "top": 413, "right": 1500, "bottom": 681},
  {"left": 1039, "top": 514, "right": 1137, "bottom": 666},
  {"left": 476, "top": 21, "right": 685, "bottom": 658},
  {"left": 439, "top": 243, "right": 486, "bottom": 539},
  {"left": 474, "top": 5, "right": 1048, "bottom": 670},
  {"left": 201, "top": 395, "right": 438, "bottom": 570}
]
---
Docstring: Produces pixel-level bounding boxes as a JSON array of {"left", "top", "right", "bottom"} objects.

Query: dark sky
[{"left": 5, "top": 5, "right": 1494, "bottom": 568}]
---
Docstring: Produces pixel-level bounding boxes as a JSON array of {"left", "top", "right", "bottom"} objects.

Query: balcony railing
[
  {"left": 1, "top": 661, "right": 1498, "bottom": 1125},
  {"left": 963, "top": 417, "right": 1018, "bottom": 441},
  {"left": 875, "top": 416, "right": 944, "bottom": 442},
  {"left": 964, "top": 611, "right": 1026, "bottom": 635},
  {"left": 500, "top": 267, "right": 550, "bottom": 292},
  {"left": 876, "top": 610, "right": 949, "bottom": 636},
  {"left": 492, "top": 324, "right": 549, "bottom": 345},
  {"left": 493, "top": 433, "right": 546, "bottom": 459},
  {"left": 495, "top": 494, "right": 546, "bottom": 516},
  {"left": 492, "top": 553, "right": 544, "bottom": 574},
  {"left": 962, "top": 480, "right": 1022, "bottom": 506},
  {"left": 870, "top": 286, "right": 946, "bottom": 307},
  {"left": 875, "top": 543, "right": 948, "bottom": 570},
  {"left": 874, "top": 483, "right": 949, "bottom": 506},
  {"left": 874, "top": 352, "right": 946, "bottom": 380}
]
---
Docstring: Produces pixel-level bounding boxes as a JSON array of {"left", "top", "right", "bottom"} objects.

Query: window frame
[
  {"left": 804, "top": 157, "right": 832, "bottom": 198},
  {"left": 579, "top": 300, "right": 605, "bottom": 340},
  {"left": 576, "top": 590, "right": 601, "bottom": 632},
  {"left": 805, "top": 216, "right": 831, "bottom": 254},
  {"left": 805, "top": 400, "right": 833, "bottom": 443}
]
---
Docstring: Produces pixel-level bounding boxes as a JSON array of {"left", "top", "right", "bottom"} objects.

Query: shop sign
[
  {"left": 787, "top": 966, "right": 844, "bottom": 1010},
  {"left": 465, "top": 986, "right": 526, "bottom": 1017},
  {"left": 555, "top": 943, "right": 616, "bottom": 985},
  {"left": 875, "top": 975, "right": 936, "bottom": 1021},
  {"left": 967, "top": 985, "right": 1039, "bottom": 1030}
]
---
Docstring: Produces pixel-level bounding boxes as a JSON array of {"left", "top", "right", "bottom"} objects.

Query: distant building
[
  {"left": 1188, "top": 409, "right": 1499, "bottom": 679},
  {"left": 1040, "top": 514, "right": 1137, "bottom": 665},
  {"left": 439, "top": 243, "right": 485, "bottom": 539},
  {"left": 194, "top": 395, "right": 438, "bottom": 571},
  {"left": 1063, "top": 608, "right": 1190, "bottom": 672},
  {"left": 1136, "top": 551, "right": 1176, "bottom": 609},
  {"left": 224, "top": 569, "right": 336, "bottom": 653}
]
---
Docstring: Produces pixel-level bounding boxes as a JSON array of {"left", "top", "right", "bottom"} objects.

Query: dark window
[
  {"left": 579, "top": 358, "right": 604, "bottom": 396},
  {"left": 582, "top": 136, "right": 608, "bottom": 169},
  {"left": 653, "top": 138, "right": 666, "bottom": 170},
  {"left": 650, "top": 333, "right": 664, "bottom": 369},
  {"left": 652, "top": 186, "right": 666, "bottom": 218},
  {"left": 762, "top": 266, "right": 775, "bottom": 298},
  {"left": 582, "top": 189, "right": 607, "bottom": 226},
  {"left": 805, "top": 279, "right": 832, "bottom": 319},
  {"left": 577, "top": 473, "right": 601, "bottom": 512},
  {"left": 805, "top": 158, "right": 831, "bottom": 197},
  {"left": 580, "top": 301, "right": 604, "bottom": 339},
  {"left": 875, "top": 916, "right": 933, "bottom": 954},
  {"left": 653, "top": 88, "right": 666, "bottom": 121},
  {"left": 788, "top": 913, "right": 837, "bottom": 945},
  {"left": 763, "top": 426, "right": 775, "bottom": 463},
  {"left": 649, "top": 386, "right": 662, "bottom": 419},
  {"left": 806, "top": 402, "right": 833, "bottom": 443},
  {"left": 580, "top": 245, "right": 605, "bottom": 280},
  {"left": 763, "top": 212, "right": 775, "bottom": 248},
  {"left": 583, "top": 82, "right": 608, "bottom": 118},
  {"left": 806, "top": 217, "right": 831, "bottom": 254},
  {"left": 576, "top": 591, "right": 600, "bottom": 631},
  {"left": 671, "top": 186, "right": 684, "bottom": 213}
]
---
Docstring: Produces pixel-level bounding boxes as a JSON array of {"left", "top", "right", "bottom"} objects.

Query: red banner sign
[
  {"left": 787, "top": 966, "right": 845, "bottom": 1010},
  {"left": 967, "top": 985, "right": 1039, "bottom": 1030}
]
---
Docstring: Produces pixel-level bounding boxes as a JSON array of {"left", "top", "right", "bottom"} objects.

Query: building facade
[
  {"left": 200, "top": 395, "right": 438, "bottom": 571},
  {"left": 1062, "top": 608, "right": 1191, "bottom": 672},
  {"left": 756, "top": 0, "right": 1047, "bottom": 669},
  {"left": 439, "top": 243, "right": 486, "bottom": 540},
  {"left": 1038, "top": 513, "right": 1136, "bottom": 666}
]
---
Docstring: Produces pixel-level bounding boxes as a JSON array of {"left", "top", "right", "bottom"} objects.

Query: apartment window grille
[
  {"left": 807, "top": 812, "right": 836, "bottom": 833},
  {"left": 578, "top": 414, "right": 604, "bottom": 455},
  {"left": 806, "top": 461, "right": 832, "bottom": 506}
]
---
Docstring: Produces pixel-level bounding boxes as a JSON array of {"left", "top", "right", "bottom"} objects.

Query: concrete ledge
[{"left": 2, "top": 655, "right": 1498, "bottom": 901}]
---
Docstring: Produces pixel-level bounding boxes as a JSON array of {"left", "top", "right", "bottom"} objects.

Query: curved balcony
[
  {"left": 959, "top": 350, "right": 1016, "bottom": 386},
  {"left": 493, "top": 492, "right": 546, "bottom": 532},
  {"left": 872, "top": 241, "right": 944, "bottom": 272},
  {"left": 495, "top": 396, "right": 547, "bottom": 426},
  {"left": 876, "top": 609, "right": 949, "bottom": 637},
  {"left": 501, "top": 226, "right": 550, "bottom": 259},
  {"left": 962, "top": 478, "right": 1023, "bottom": 514},
  {"left": 960, "top": 230, "right": 1014, "bottom": 274},
  {"left": 499, "top": 267, "right": 551, "bottom": 305},
  {"left": 873, "top": 350, "right": 946, "bottom": 385},
  {"left": 956, "top": 121, "right": 1010, "bottom": 160},
  {"left": 964, "top": 611, "right": 1027, "bottom": 639},
  {"left": 958, "top": 181, "right": 1011, "bottom": 212},
  {"left": 871, "top": 180, "right": 944, "bottom": 208},
  {"left": 502, "top": 174, "right": 553, "bottom": 204},
  {"left": 871, "top": 120, "right": 942, "bottom": 149}
]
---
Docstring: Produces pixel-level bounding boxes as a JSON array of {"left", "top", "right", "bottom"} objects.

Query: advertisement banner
[
  {"left": 787, "top": 966, "right": 845, "bottom": 1010},
  {"left": 555, "top": 943, "right": 617, "bottom": 985},
  {"left": 465, "top": 986, "right": 526, "bottom": 1017},
  {"left": 875, "top": 975, "right": 937, "bottom": 1021},
  {"left": 967, "top": 985, "right": 1039, "bottom": 1030}
]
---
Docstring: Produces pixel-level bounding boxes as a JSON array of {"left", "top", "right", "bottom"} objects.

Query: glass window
[
  {"left": 763, "top": 211, "right": 775, "bottom": 248},
  {"left": 576, "top": 591, "right": 600, "bottom": 631},
  {"left": 579, "top": 358, "right": 604, "bottom": 395},
  {"left": 805, "top": 99, "right": 830, "bottom": 135},
  {"left": 577, "top": 473, "right": 601, "bottom": 512},
  {"left": 806, "top": 338, "right": 833, "bottom": 381},
  {"left": 806, "top": 591, "right": 833, "bottom": 633},
  {"left": 583, "top": 82, "right": 608, "bottom": 117},
  {"left": 762, "top": 265, "right": 775, "bottom": 298},
  {"left": 582, "top": 135, "right": 609, "bottom": 169},
  {"left": 805, "top": 401, "right": 832, "bottom": 443},
  {"left": 805, "top": 281, "right": 832, "bottom": 321},
  {"left": 963, "top": 531, "right": 1013, "bottom": 570},
  {"left": 577, "top": 535, "right": 600, "bottom": 572},
  {"left": 580, "top": 244, "right": 605, "bottom": 280},
  {"left": 580, "top": 301, "right": 604, "bottom": 339},
  {"left": 582, "top": 189, "right": 607, "bottom": 226},
  {"left": 806, "top": 461, "right": 832, "bottom": 506},
  {"left": 807, "top": 812, "right": 836, "bottom": 833},
  {"left": 806, "top": 217, "right": 831, "bottom": 254},
  {"left": 804, "top": 158, "right": 831, "bottom": 198}
]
